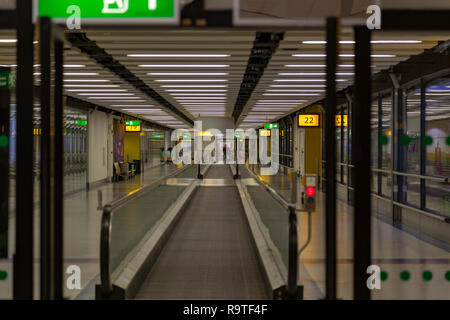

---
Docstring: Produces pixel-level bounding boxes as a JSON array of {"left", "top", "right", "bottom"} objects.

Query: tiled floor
[
  {"left": 245, "top": 165, "right": 450, "bottom": 300},
  {"left": 0, "top": 162, "right": 184, "bottom": 300}
]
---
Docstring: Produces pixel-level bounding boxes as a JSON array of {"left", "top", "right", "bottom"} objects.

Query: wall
[
  {"left": 297, "top": 105, "right": 323, "bottom": 176},
  {"left": 88, "top": 110, "right": 111, "bottom": 186},
  {"left": 124, "top": 132, "right": 141, "bottom": 163}
]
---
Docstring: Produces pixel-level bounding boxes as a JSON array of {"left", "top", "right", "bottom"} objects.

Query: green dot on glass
[
  {"left": 423, "top": 136, "right": 433, "bottom": 146},
  {"left": 0, "top": 270, "right": 7, "bottom": 281},
  {"left": 422, "top": 270, "right": 433, "bottom": 281},
  {"left": 446, "top": 136, "right": 450, "bottom": 147},
  {"left": 400, "top": 134, "right": 412, "bottom": 147},
  {"left": 379, "top": 134, "right": 389, "bottom": 146},
  {"left": 380, "top": 271, "right": 388, "bottom": 281},
  {"left": 445, "top": 271, "right": 450, "bottom": 282},
  {"left": 0, "top": 135, "right": 8, "bottom": 148},
  {"left": 400, "top": 270, "right": 410, "bottom": 281}
]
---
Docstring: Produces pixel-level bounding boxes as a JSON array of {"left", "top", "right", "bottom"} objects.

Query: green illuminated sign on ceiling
[
  {"left": 37, "top": 0, "right": 178, "bottom": 25},
  {"left": 0, "top": 68, "right": 11, "bottom": 89},
  {"left": 264, "top": 123, "right": 279, "bottom": 129}
]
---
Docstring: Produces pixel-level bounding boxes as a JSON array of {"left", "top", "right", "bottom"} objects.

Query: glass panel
[
  {"left": 372, "top": 172, "right": 378, "bottom": 193},
  {"left": 404, "top": 176, "right": 421, "bottom": 208},
  {"left": 425, "top": 78, "right": 450, "bottom": 177},
  {"left": 110, "top": 185, "right": 188, "bottom": 273},
  {"left": 381, "top": 172, "right": 392, "bottom": 199},
  {"left": 371, "top": 99, "right": 379, "bottom": 167},
  {"left": 381, "top": 95, "right": 392, "bottom": 169},
  {"left": 405, "top": 88, "right": 421, "bottom": 174},
  {"left": 426, "top": 180, "right": 450, "bottom": 216}
]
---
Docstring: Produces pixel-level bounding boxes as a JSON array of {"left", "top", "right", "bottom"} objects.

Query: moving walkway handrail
[
  {"left": 99, "top": 165, "right": 189, "bottom": 297},
  {"left": 247, "top": 165, "right": 300, "bottom": 298}
]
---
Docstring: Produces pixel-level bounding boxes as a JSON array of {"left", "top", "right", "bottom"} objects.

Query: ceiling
[{"left": 0, "top": 28, "right": 449, "bottom": 130}]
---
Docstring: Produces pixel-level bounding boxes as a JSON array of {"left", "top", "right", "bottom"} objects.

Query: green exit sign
[
  {"left": 76, "top": 120, "right": 87, "bottom": 126},
  {"left": 0, "top": 68, "right": 11, "bottom": 89},
  {"left": 125, "top": 120, "right": 140, "bottom": 126},
  {"left": 264, "top": 123, "right": 279, "bottom": 129},
  {"left": 37, "top": 0, "right": 179, "bottom": 25}
]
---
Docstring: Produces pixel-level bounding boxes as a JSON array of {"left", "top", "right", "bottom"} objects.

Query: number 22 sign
[{"left": 298, "top": 114, "right": 320, "bottom": 127}]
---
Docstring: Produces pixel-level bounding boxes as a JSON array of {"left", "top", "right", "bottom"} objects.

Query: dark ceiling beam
[
  {"left": 65, "top": 33, "right": 194, "bottom": 127},
  {"left": 232, "top": 32, "right": 284, "bottom": 123}
]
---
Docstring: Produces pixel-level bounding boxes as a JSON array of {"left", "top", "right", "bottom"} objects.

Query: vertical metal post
[
  {"left": 353, "top": 26, "right": 372, "bottom": 300},
  {"left": 40, "top": 16, "right": 52, "bottom": 300},
  {"left": 54, "top": 39, "right": 64, "bottom": 300},
  {"left": 324, "top": 17, "right": 337, "bottom": 300},
  {"left": 287, "top": 205, "right": 299, "bottom": 299},
  {"left": 419, "top": 78, "right": 426, "bottom": 210},
  {"left": 397, "top": 88, "right": 405, "bottom": 205},
  {"left": 377, "top": 93, "right": 383, "bottom": 195},
  {"left": 14, "top": 0, "right": 34, "bottom": 300},
  {"left": 0, "top": 76, "right": 10, "bottom": 258},
  {"left": 340, "top": 105, "right": 344, "bottom": 183}
]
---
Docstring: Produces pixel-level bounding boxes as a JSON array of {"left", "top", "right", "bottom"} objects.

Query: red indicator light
[{"left": 306, "top": 186, "right": 316, "bottom": 197}]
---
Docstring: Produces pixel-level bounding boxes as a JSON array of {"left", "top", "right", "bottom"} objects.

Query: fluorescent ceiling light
[
  {"left": 302, "top": 40, "right": 421, "bottom": 44},
  {"left": 270, "top": 84, "right": 326, "bottom": 88},
  {"left": 64, "top": 72, "right": 99, "bottom": 76},
  {"left": 148, "top": 72, "right": 228, "bottom": 76},
  {"left": 64, "top": 79, "right": 109, "bottom": 82},
  {"left": 340, "top": 54, "right": 396, "bottom": 58},
  {"left": 67, "top": 89, "right": 128, "bottom": 92},
  {"left": 122, "top": 109, "right": 162, "bottom": 112},
  {"left": 161, "top": 85, "right": 227, "bottom": 88},
  {"left": 156, "top": 79, "right": 227, "bottom": 82},
  {"left": 170, "top": 93, "right": 225, "bottom": 96},
  {"left": 88, "top": 97, "right": 142, "bottom": 99},
  {"left": 285, "top": 64, "right": 326, "bottom": 68},
  {"left": 139, "top": 64, "right": 229, "bottom": 68},
  {"left": 292, "top": 54, "right": 326, "bottom": 57},
  {"left": 78, "top": 93, "right": 135, "bottom": 96},
  {"left": 111, "top": 105, "right": 154, "bottom": 107},
  {"left": 179, "top": 102, "right": 225, "bottom": 104},
  {"left": 64, "top": 64, "right": 86, "bottom": 68},
  {"left": 99, "top": 100, "right": 146, "bottom": 102},
  {"left": 266, "top": 89, "right": 325, "bottom": 92},
  {"left": 129, "top": 54, "right": 230, "bottom": 58},
  {"left": 278, "top": 72, "right": 354, "bottom": 76},
  {"left": 0, "top": 39, "right": 17, "bottom": 43},
  {"left": 64, "top": 84, "right": 119, "bottom": 88},
  {"left": 274, "top": 79, "right": 347, "bottom": 82},
  {"left": 176, "top": 97, "right": 226, "bottom": 100},
  {"left": 263, "top": 93, "right": 319, "bottom": 96},
  {"left": 166, "top": 89, "right": 227, "bottom": 92},
  {"left": 292, "top": 53, "right": 395, "bottom": 58}
]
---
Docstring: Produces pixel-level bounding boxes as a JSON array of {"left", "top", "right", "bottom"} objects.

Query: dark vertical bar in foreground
[
  {"left": 0, "top": 73, "right": 10, "bottom": 258},
  {"left": 353, "top": 26, "right": 372, "bottom": 300},
  {"left": 54, "top": 39, "right": 64, "bottom": 300},
  {"left": 325, "top": 17, "right": 337, "bottom": 300},
  {"left": 419, "top": 78, "right": 426, "bottom": 210},
  {"left": 40, "top": 16, "right": 52, "bottom": 300},
  {"left": 14, "top": 0, "right": 34, "bottom": 300},
  {"left": 377, "top": 94, "right": 382, "bottom": 195}
]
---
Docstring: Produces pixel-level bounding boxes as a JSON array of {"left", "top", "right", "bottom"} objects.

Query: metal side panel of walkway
[{"left": 134, "top": 181, "right": 269, "bottom": 299}]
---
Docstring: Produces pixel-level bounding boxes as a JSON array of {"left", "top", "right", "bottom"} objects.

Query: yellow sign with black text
[
  {"left": 335, "top": 115, "right": 348, "bottom": 127},
  {"left": 298, "top": 114, "right": 320, "bottom": 127}
]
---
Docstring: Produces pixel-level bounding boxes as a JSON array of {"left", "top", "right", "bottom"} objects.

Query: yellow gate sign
[{"left": 298, "top": 114, "right": 320, "bottom": 127}]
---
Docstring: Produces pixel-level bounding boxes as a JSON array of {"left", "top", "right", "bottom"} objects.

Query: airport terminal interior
[{"left": 0, "top": 0, "right": 449, "bottom": 301}]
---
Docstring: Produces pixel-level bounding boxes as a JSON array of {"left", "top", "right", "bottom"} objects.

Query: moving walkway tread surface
[
  {"left": 205, "top": 165, "right": 233, "bottom": 179},
  {"left": 135, "top": 179, "right": 268, "bottom": 299}
]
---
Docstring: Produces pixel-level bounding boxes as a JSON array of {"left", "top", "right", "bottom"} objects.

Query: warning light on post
[{"left": 306, "top": 186, "right": 316, "bottom": 197}]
